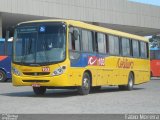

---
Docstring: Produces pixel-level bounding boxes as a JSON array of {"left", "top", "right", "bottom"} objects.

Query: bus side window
[
  {"left": 97, "top": 33, "right": 106, "bottom": 54},
  {"left": 122, "top": 38, "right": 130, "bottom": 57},
  {"left": 140, "top": 41, "right": 148, "bottom": 59},
  {"left": 108, "top": 35, "right": 119, "bottom": 55},
  {"left": 132, "top": 40, "right": 140, "bottom": 58},
  {"left": 82, "top": 30, "right": 89, "bottom": 52},
  {"left": 69, "top": 27, "right": 81, "bottom": 60},
  {"left": 69, "top": 27, "right": 80, "bottom": 51},
  {"left": 88, "top": 31, "right": 94, "bottom": 52},
  {"left": 81, "top": 30, "right": 94, "bottom": 52}
]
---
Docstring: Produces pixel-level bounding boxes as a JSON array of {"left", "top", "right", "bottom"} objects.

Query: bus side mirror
[{"left": 73, "top": 30, "right": 79, "bottom": 40}]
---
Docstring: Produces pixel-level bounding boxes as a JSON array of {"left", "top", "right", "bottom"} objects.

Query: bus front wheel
[
  {"left": 78, "top": 72, "right": 91, "bottom": 95},
  {"left": 33, "top": 87, "right": 46, "bottom": 95},
  {"left": 0, "top": 70, "right": 6, "bottom": 82}
]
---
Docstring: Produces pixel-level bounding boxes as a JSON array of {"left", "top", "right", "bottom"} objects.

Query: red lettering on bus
[{"left": 117, "top": 58, "right": 134, "bottom": 69}]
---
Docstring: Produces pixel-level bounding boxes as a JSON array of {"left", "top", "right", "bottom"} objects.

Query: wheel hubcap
[
  {"left": 0, "top": 73, "right": 3, "bottom": 81},
  {"left": 129, "top": 76, "right": 133, "bottom": 87},
  {"left": 83, "top": 78, "right": 89, "bottom": 89}
]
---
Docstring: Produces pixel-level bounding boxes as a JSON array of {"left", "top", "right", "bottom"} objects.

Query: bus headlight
[
  {"left": 12, "top": 68, "right": 21, "bottom": 76},
  {"left": 52, "top": 66, "right": 66, "bottom": 76}
]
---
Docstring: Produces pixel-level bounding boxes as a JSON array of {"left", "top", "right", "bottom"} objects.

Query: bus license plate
[{"left": 32, "top": 84, "right": 40, "bottom": 87}]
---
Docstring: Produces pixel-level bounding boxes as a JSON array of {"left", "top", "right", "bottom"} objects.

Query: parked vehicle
[
  {"left": 150, "top": 47, "right": 160, "bottom": 77},
  {"left": 0, "top": 38, "right": 12, "bottom": 82}
]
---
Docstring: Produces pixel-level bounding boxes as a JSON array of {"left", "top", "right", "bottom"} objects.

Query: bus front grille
[
  {"left": 22, "top": 80, "right": 49, "bottom": 83},
  {"left": 23, "top": 72, "right": 50, "bottom": 76}
]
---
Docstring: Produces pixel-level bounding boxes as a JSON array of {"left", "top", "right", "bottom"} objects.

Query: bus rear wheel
[
  {"left": 127, "top": 73, "right": 134, "bottom": 90},
  {"left": 33, "top": 87, "right": 46, "bottom": 95},
  {"left": 119, "top": 73, "right": 134, "bottom": 91},
  {"left": 78, "top": 72, "right": 91, "bottom": 95},
  {"left": 0, "top": 70, "right": 6, "bottom": 82}
]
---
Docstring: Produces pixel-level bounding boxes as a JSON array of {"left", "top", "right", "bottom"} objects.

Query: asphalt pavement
[{"left": 0, "top": 79, "right": 160, "bottom": 114}]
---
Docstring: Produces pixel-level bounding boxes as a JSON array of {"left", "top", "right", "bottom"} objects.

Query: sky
[{"left": 129, "top": 0, "right": 160, "bottom": 6}]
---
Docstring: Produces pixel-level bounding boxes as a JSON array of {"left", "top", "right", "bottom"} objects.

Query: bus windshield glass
[{"left": 13, "top": 22, "right": 66, "bottom": 65}]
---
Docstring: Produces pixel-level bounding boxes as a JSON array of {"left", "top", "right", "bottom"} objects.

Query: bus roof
[{"left": 18, "top": 19, "right": 148, "bottom": 42}]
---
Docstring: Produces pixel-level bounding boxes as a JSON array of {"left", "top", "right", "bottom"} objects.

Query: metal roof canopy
[{"left": 1, "top": 12, "right": 160, "bottom": 37}]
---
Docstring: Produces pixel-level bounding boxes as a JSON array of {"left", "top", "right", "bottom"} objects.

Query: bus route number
[{"left": 42, "top": 67, "right": 50, "bottom": 72}]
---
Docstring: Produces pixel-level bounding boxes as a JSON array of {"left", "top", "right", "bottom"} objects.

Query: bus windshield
[{"left": 13, "top": 23, "right": 66, "bottom": 65}]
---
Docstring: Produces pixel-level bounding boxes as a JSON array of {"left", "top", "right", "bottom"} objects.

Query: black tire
[
  {"left": 91, "top": 86, "right": 101, "bottom": 91},
  {"left": 33, "top": 87, "right": 46, "bottom": 95},
  {"left": 119, "top": 73, "right": 134, "bottom": 91},
  {"left": 78, "top": 72, "right": 91, "bottom": 95},
  {"left": 0, "top": 70, "right": 7, "bottom": 82},
  {"left": 126, "top": 73, "right": 134, "bottom": 90}
]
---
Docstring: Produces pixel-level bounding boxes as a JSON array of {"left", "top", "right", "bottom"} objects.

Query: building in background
[{"left": 0, "top": 0, "right": 160, "bottom": 38}]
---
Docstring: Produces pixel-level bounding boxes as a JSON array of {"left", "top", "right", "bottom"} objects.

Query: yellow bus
[{"left": 12, "top": 20, "right": 150, "bottom": 95}]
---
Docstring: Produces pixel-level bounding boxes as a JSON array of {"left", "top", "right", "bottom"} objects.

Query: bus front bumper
[{"left": 12, "top": 74, "right": 76, "bottom": 87}]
